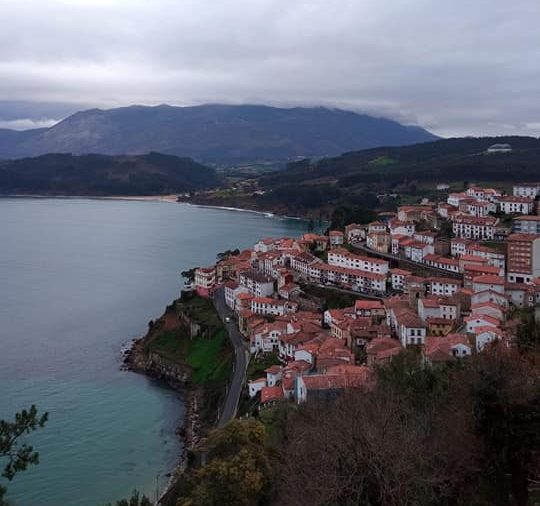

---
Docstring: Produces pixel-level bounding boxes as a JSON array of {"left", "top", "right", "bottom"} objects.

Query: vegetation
[
  {"left": 278, "top": 345, "right": 540, "bottom": 506},
  {"left": 0, "top": 152, "right": 220, "bottom": 196},
  {"left": 300, "top": 283, "right": 358, "bottom": 310},
  {"left": 104, "top": 490, "right": 152, "bottom": 506},
  {"left": 249, "top": 136, "right": 540, "bottom": 215},
  {"left": 0, "top": 405, "right": 48, "bottom": 505},
  {"left": 176, "top": 420, "right": 272, "bottom": 506},
  {"left": 143, "top": 293, "right": 233, "bottom": 429},
  {"left": 328, "top": 205, "right": 378, "bottom": 231},
  {"left": 246, "top": 353, "right": 281, "bottom": 382}
]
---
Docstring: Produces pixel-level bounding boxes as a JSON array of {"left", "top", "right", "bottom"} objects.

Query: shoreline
[
  {"left": 0, "top": 193, "right": 180, "bottom": 203},
  {"left": 0, "top": 194, "right": 309, "bottom": 220},
  {"left": 122, "top": 335, "right": 197, "bottom": 504}
]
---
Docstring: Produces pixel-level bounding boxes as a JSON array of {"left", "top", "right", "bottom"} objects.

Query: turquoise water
[{"left": 0, "top": 198, "right": 308, "bottom": 506}]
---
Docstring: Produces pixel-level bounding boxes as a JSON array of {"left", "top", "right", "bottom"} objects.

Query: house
[
  {"left": 505, "top": 282, "right": 536, "bottom": 308},
  {"left": 260, "top": 386, "right": 284, "bottom": 407},
  {"left": 239, "top": 270, "right": 275, "bottom": 297},
  {"left": 512, "top": 215, "right": 540, "bottom": 234},
  {"left": 513, "top": 183, "right": 540, "bottom": 199},
  {"left": 424, "top": 334, "right": 471, "bottom": 365},
  {"left": 506, "top": 233, "right": 540, "bottom": 284},
  {"left": 498, "top": 196, "right": 534, "bottom": 215},
  {"left": 329, "top": 230, "right": 345, "bottom": 248},
  {"left": 290, "top": 252, "right": 320, "bottom": 276},
  {"left": 471, "top": 289, "right": 508, "bottom": 308},
  {"left": 390, "top": 268, "right": 412, "bottom": 291},
  {"left": 451, "top": 237, "right": 471, "bottom": 256},
  {"left": 354, "top": 300, "right": 385, "bottom": 318},
  {"left": 366, "top": 337, "right": 402, "bottom": 365},
  {"left": 423, "top": 254, "right": 460, "bottom": 273},
  {"left": 463, "top": 264, "right": 503, "bottom": 287},
  {"left": 366, "top": 231, "right": 391, "bottom": 253},
  {"left": 254, "top": 238, "right": 277, "bottom": 253},
  {"left": 475, "top": 327, "right": 504, "bottom": 352},
  {"left": 470, "top": 301, "right": 505, "bottom": 321},
  {"left": 251, "top": 297, "right": 296, "bottom": 317},
  {"left": 452, "top": 215, "right": 497, "bottom": 240},
  {"left": 472, "top": 275, "right": 505, "bottom": 294},
  {"left": 265, "top": 365, "right": 283, "bottom": 386},
  {"left": 447, "top": 192, "right": 469, "bottom": 207},
  {"left": 467, "top": 200, "right": 494, "bottom": 218},
  {"left": 194, "top": 266, "right": 216, "bottom": 297},
  {"left": 392, "top": 309, "right": 427, "bottom": 347},
  {"left": 465, "top": 243, "right": 506, "bottom": 270},
  {"left": 295, "top": 367, "right": 372, "bottom": 404},
  {"left": 367, "top": 221, "right": 387, "bottom": 233},
  {"left": 278, "top": 282, "right": 301, "bottom": 300},
  {"left": 426, "top": 317, "right": 454, "bottom": 336},
  {"left": 428, "top": 277, "right": 461, "bottom": 296},
  {"left": 401, "top": 238, "right": 434, "bottom": 263},
  {"left": 465, "top": 314, "right": 500, "bottom": 333},
  {"left": 345, "top": 223, "right": 366, "bottom": 243},
  {"left": 250, "top": 320, "right": 288, "bottom": 353},
  {"left": 388, "top": 219, "right": 415, "bottom": 237},
  {"left": 224, "top": 280, "right": 249, "bottom": 310},
  {"left": 248, "top": 378, "right": 266, "bottom": 397},
  {"left": 327, "top": 248, "right": 389, "bottom": 275}
]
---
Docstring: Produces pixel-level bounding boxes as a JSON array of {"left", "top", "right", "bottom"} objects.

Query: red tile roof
[{"left": 260, "top": 386, "right": 284, "bottom": 404}]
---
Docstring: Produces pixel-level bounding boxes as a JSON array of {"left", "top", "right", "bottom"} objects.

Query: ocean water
[{"left": 0, "top": 198, "right": 308, "bottom": 506}]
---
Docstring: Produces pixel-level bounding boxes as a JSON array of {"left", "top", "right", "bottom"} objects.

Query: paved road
[{"left": 213, "top": 286, "right": 249, "bottom": 428}]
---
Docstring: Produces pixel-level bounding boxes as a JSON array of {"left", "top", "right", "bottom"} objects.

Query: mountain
[
  {"left": 186, "top": 136, "right": 540, "bottom": 216},
  {"left": 0, "top": 104, "right": 438, "bottom": 164},
  {"left": 0, "top": 152, "right": 220, "bottom": 196}
]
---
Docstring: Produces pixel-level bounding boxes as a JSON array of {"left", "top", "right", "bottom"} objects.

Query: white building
[
  {"left": 498, "top": 196, "right": 534, "bottom": 215},
  {"left": 452, "top": 215, "right": 497, "bottom": 240},
  {"left": 239, "top": 270, "right": 275, "bottom": 297},
  {"left": 327, "top": 248, "right": 389, "bottom": 275},
  {"left": 513, "top": 183, "right": 540, "bottom": 199}
]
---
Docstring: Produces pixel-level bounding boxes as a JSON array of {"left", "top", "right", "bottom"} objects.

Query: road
[{"left": 213, "top": 286, "right": 249, "bottom": 428}]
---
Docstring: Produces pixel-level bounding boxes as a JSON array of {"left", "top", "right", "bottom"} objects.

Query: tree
[
  {"left": 0, "top": 405, "right": 48, "bottom": 504},
  {"left": 216, "top": 249, "right": 240, "bottom": 261},
  {"left": 181, "top": 267, "right": 197, "bottom": 282},
  {"left": 451, "top": 346, "right": 540, "bottom": 506},
  {"left": 104, "top": 489, "right": 152, "bottom": 506},
  {"left": 176, "top": 420, "right": 271, "bottom": 506}
]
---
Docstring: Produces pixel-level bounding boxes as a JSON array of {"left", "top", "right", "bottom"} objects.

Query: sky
[{"left": 1, "top": 0, "right": 539, "bottom": 137}]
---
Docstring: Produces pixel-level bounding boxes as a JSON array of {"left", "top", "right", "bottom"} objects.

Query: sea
[{"left": 0, "top": 198, "right": 309, "bottom": 506}]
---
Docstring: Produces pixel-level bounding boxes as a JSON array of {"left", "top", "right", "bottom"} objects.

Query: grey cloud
[{"left": 0, "top": 0, "right": 539, "bottom": 136}]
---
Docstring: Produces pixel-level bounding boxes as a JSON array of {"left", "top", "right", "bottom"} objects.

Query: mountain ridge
[{"left": 0, "top": 104, "right": 438, "bottom": 164}]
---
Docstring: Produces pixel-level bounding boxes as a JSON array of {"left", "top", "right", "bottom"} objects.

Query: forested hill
[
  {"left": 196, "top": 135, "right": 540, "bottom": 217},
  {"left": 259, "top": 136, "right": 540, "bottom": 189},
  {"left": 0, "top": 104, "right": 437, "bottom": 164},
  {"left": 0, "top": 152, "right": 220, "bottom": 196}
]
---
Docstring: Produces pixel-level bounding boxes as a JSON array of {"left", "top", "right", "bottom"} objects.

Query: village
[{"left": 188, "top": 182, "right": 540, "bottom": 409}]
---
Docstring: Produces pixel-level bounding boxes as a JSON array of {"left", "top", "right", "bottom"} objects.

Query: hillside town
[{"left": 188, "top": 182, "right": 540, "bottom": 408}]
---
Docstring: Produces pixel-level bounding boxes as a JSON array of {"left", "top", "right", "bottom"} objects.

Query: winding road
[{"left": 213, "top": 286, "right": 249, "bottom": 428}]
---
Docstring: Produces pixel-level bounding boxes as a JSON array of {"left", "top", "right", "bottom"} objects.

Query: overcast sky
[{"left": 1, "top": 0, "right": 539, "bottom": 136}]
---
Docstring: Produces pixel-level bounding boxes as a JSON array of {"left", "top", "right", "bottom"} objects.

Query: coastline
[
  {"left": 0, "top": 193, "right": 318, "bottom": 222},
  {"left": 123, "top": 335, "right": 199, "bottom": 504},
  {"left": 0, "top": 193, "right": 180, "bottom": 203}
]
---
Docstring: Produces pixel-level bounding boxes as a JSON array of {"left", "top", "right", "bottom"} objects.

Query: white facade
[
  {"left": 239, "top": 271, "right": 275, "bottom": 297},
  {"left": 327, "top": 249, "right": 389, "bottom": 275},
  {"left": 513, "top": 183, "right": 540, "bottom": 199},
  {"left": 499, "top": 197, "right": 534, "bottom": 215}
]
